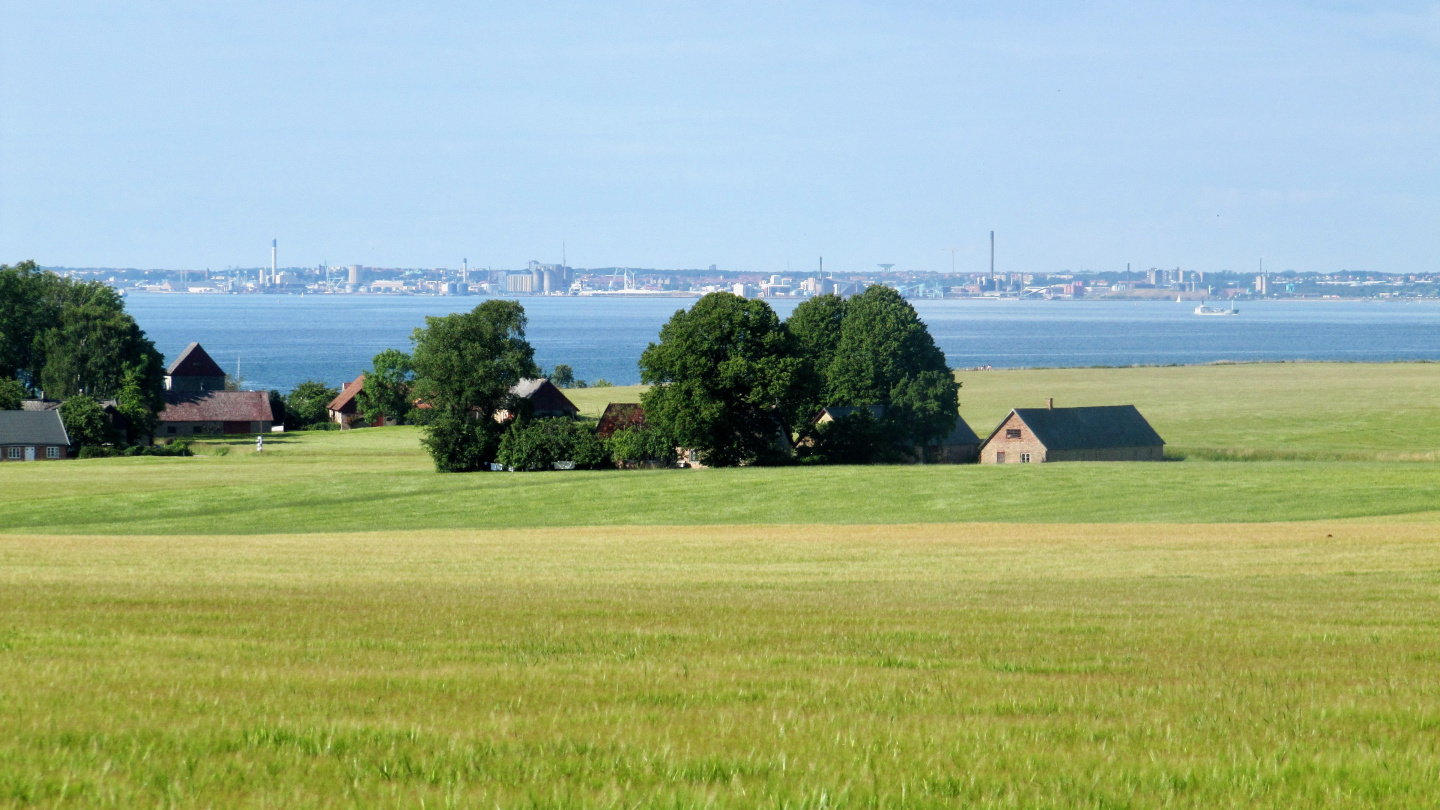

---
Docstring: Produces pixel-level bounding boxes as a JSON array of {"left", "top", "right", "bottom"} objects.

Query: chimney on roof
[{"left": 1047, "top": 397, "right": 1054, "bottom": 409}]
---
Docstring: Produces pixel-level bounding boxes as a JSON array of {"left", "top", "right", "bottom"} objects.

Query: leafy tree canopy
[
  {"left": 0, "top": 377, "right": 23, "bottom": 410},
  {"left": 496, "top": 417, "right": 608, "bottom": 471},
  {"left": 548, "top": 364, "right": 575, "bottom": 388},
  {"left": 357, "top": 348, "right": 414, "bottom": 426},
  {"left": 410, "top": 300, "right": 539, "bottom": 472},
  {"left": 0, "top": 261, "right": 165, "bottom": 416},
  {"left": 816, "top": 285, "right": 958, "bottom": 449},
  {"left": 639, "top": 292, "right": 803, "bottom": 467},
  {"left": 284, "top": 381, "right": 339, "bottom": 429},
  {"left": 59, "top": 394, "right": 113, "bottom": 448}
]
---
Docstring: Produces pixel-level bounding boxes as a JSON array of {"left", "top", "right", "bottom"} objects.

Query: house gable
[
  {"left": 165, "top": 343, "right": 227, "bottom": 392},
  {"left": 979, "top": 411, "right": 1048, "bottom": 463}
]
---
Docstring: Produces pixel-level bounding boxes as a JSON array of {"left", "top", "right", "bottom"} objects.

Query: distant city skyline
[{"left": 2, "top": 2, "right": 1437, "bottom": 274}]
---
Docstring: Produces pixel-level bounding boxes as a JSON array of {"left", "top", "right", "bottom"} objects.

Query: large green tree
[
  {"left": 284, "top": 381, "right": 340, "bottom": 429},
  {"left": 356, "top": 348, "right": 414, "bottom": 426},
  {"left": 821, "top": 285, "right": 959, "bottom": 449},
  {"left": 639, "top": 292, "right": 803, "bottom": 467},
  {"left": 0, "top": 262, "right": 165, "bottom": 435},
  {"left": 784, "top": 293, "right": 847, "bottom": 422},
  {"left": 411, "top": 300, "right": 538, "bottom": 472},
  {"left": 59, "top": 394, "right": 114, "bottom": 448}
]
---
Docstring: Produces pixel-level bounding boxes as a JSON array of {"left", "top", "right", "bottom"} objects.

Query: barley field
[{"left": 3, "top": 523, "right": 1439, "bottom": 807}]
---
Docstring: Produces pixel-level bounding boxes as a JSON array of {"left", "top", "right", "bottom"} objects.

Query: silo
[{"left": 543, "top": 268, "right": 556, "bottom": 294}]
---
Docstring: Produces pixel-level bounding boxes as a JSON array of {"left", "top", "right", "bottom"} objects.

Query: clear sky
[{"left": 2, "top": 2, "right": 1436, "bottom": 275}]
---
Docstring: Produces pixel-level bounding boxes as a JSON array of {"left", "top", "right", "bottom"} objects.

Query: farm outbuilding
[
  {"left": 979, "top": 402, "right": 1164, "bottom": 463},
  {"left": 327, "top": 375, "right": 391, "bottom": 429},
  {"left": 159, "top": 391, "right": 275, "bottom": 437},
  {"left": 595, "top": 403, "right": 646, "bottom": 439},
  {"left": 0, "top": 410, "right": 71, "bottom": 461}
]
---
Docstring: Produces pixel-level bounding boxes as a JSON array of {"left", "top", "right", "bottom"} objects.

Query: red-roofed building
[
  {"left": 595, "top": 403, "right": 646, "bottom": 439},
  {"left": 159, "top": 390, "right": 274, "bottom": 437},
  {"left": 327, "top": 375, "right": 389, "bottom": 429}
]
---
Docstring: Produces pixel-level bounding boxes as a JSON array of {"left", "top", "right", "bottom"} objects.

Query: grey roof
[
  {"left": 939, "top": 415, "right": 981, "bottom": 447},
  {"left": 21, "top": 399, "right": 62, "bottom": 411},
  {"left": 0, "top": 410, "right": 71, "bottom": 446},
  {"left": 1004, "top": 405, "right": 1164, "bottom": 451}
]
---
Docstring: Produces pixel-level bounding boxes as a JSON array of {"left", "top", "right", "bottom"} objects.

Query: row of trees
[
  {"left": 640, "top": 286, "right": 958, "bottom": 466},
  {"left": 400, "top": 287, "right": 956, "bottom": 471},
  {"left": 0, "top": 261, "right": 167, "bottom": 444}
]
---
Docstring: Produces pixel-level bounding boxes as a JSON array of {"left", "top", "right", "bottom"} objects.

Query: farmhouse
[
  {"left": 326, "top": 375, "right": 392, "bottom": 429},
  {"left": 979, "top": 401, "right": 1164, "bottom": 463},
  {"left": 500, "top": 378, "right": 579, "bottom": 421},
  {"left": 0, "top": 410, "right": 71, "bottom": 461},
  {"left": 158, "top": 342, "right": 274, "bottom": 437}
]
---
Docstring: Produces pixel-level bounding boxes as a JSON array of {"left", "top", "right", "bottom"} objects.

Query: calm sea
[{"left": 124, "top": 293, "right": 1440, "bottom": 392}]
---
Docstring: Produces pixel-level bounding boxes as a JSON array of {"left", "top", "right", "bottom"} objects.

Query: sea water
[{"left": 124, "top": 293, "right": 1440, "bottom": 392}]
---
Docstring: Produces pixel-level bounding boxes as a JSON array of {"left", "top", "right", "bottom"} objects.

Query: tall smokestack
[
  {"left": 990, "top": 230, "right": 995, "bottom": 288},
  {"left": 269, "top": 239, "right": 277, "bottom": 286}
]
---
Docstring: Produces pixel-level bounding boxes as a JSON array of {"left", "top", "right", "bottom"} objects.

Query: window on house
[
  {"left": 167, "top": 426, "right": 177, "bottom": 434},
  {"left": 5, "top": 447, "right": 18, "bottom": 460},
  {"left": 1021, "top": 453, "right": 1031, "bottom": 463},
  {"left": 1006, "top": 429, "right": 1022, "bottom": 439},
  {"left": 995, "top": 451, "right": 1006, "bottom": 463},
  {"left": 46, "top": 446, "right": 59, "bottom": 459}
]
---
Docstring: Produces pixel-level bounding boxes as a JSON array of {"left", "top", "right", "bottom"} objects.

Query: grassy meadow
[{"left": 3, "top": 362, "right": 1440, "bottom": 806}]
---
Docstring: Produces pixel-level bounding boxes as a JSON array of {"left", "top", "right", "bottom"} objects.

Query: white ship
[{"left": 1194, "top": 300, "right": 1238, "bottom": 316}]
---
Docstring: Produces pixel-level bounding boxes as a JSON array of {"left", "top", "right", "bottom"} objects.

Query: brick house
[
  {"left": 158, "top": 342, "right": 273, "bottom": 437},
  {"left": 0, "top": 410, "right": 71, "bottom": 461},
  {"left": 979, "top": 401, "right": 1164, "bottom": 463}
]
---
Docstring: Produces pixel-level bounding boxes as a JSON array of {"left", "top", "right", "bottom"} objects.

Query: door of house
[
  {"left": 223, "top": 421, "right": 249, "bottom": 434},
  {"left": 23, "top": 447, "right": 35, "bottom": 462},
  {"left": 995, "top": 451, "right": 1006, "bottom": 464}
]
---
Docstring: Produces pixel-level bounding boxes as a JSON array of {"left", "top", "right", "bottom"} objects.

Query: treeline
[
  {"left": 0, "top": 261, "right": 166, "bottom": 445},
  {"left": 394, "top": 287, "right": 957, "bottom": 471}
]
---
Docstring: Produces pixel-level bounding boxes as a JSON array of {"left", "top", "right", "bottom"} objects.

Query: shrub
[
  {"left": 422, "top": 413, "right": 500, "bottom": 473},
  {"left": 78, "top": 446, "right": 119, "bottom": 459},
  {"left": 608, "top": 426, "right": 677, "bottom": 467},
  {"left": 496, "top": 418, "right": 609, "bottom": 471}
]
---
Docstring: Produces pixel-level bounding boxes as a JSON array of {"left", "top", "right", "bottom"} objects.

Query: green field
[
  {"left": 4, "top": 524, "right": 1439, "bottom": 806},
  {"left": 3, "top": 362, "right": 1440, "bottom": 806}
]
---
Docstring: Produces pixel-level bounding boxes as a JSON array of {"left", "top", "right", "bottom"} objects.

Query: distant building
[
  {"left": 164, "top": 342, "right": 226, "bottom": 392},
  {"left": 0, "top": 410, "right": 71, "bottom": 461},
  {"left": 979, "top": 402, "right": 1164, "bottom": 463},
  {"left": 326, "top": 375, "right": 387, "bottom": 429},
  {"left": 158, "top": 342, "right": 273, "bottom": 437},
  {"left": 158, "top": 391, "right": 274, "bottom": 438},
  {"left": 505, "top": 378, "right": 579, "bottom": 420}
]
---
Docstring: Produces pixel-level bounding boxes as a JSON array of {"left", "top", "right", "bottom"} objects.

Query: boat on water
[{"left": 1194, "top": 300, "right": 1238, "bottom": 316}]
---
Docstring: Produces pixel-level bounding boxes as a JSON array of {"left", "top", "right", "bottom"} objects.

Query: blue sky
[{"left": 2, "top": 2, "right": 1436, "bottom": 275}]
